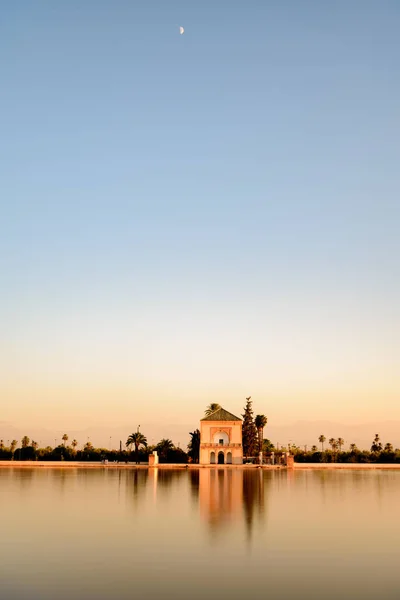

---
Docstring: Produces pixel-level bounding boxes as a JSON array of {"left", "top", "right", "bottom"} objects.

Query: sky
[{"left": 1, "top": 1, "right": 399, "bottom": 435}]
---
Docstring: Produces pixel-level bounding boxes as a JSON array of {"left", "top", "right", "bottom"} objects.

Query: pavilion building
[{"left": 199, "top": 407, "right": 243, "bottom": 465}]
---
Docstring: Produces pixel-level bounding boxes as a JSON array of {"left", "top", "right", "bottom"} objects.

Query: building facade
[{"left": 199, "top": 407, "right": 243, "bottom": 465}]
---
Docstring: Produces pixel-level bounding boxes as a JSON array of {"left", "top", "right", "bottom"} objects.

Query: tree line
[
  {"left": 0, "top": 399, "right": 267, "bottom": 464},
  {"left": 0, "top": 434, "right": 188, "bottom": 463},
  {"left": 2, "top": 418, "right": 398, "bottom": 464},
  {"left": 292, "top": 433, "right": 400, "bottom": 463}
]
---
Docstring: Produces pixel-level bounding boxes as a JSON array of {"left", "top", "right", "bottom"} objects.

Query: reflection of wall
[
  {"left": 199, "top": 468, "right": 243, "bottom": 534},
  {"left": 199, "top": 468, "right": 268, "bottom": 541}
]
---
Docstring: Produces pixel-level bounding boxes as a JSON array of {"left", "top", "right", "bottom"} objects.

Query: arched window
[
  {"left": 210, "top": 451, "right": 216, "bottom": 464},
  {"left": 226, "top": 452, "right": 232, "bottom": 464},
  {"left": 218, "top": 451, "right": 225, "bottom": 465}
]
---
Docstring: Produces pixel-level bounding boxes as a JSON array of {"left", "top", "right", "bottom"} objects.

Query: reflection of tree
[
  {"left": 155, "top": 469, "right": 184, "bottom": 492},
  {"left": 189, "top": 469, "right": 199, "bottom": 505},
  {"left": 52, "top": 466, "right": 70, "bottom": 493},
  {"left": 17, "top": 468, "right": 35, "bottom": 491},
  {"left": 308, "top": 469, "right": 397, "bottom": 511},
  {"left": 127, "top": 468, "right": 197, "bottom": 511},
  {"left": 125, "top": 469, "right": 149, "bottom": 511},
  {"left": 242, "top": 469, "right": 265, "bottom": 543}
]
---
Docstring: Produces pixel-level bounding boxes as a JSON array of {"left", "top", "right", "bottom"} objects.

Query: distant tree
[
  {"left": 83, "top": 441, "right": 93, "bottom": 452},
  {"left": 187, "top": 429, "right": 201, "bottom": 463},
  {"left": 350, "top": 443, "right": 358, "bottom": 453},
  {"left": 311, "top": 445, "right": 318, "bottom": 452},
  {"left": 126, "top": 432, "right": 148, "bottom": 464},
  {"left": 254, "top": 415, "right": 268, "bottom": 454},
  {"left": 20, "top": 445, "right": 36, "bottom": 460},
  {"left": 156, "top": 438, "right": 174, "bottom": 462},
  {"left": 331, "top": 440, "right": 338, "bottom": 460},
  {"left": 371, "top": 433, "right": 382, "bottom": 453},
  {"left": 62, "top": 434, "right": 69, "bottom": 447},
  {"left": 167, "top": 446, "right": 188, "bottom": 464},
  {"left": 10, "top": 440, "right": 18, "bottom": 454},
  {"left": 31, "top": 441, "right": 38, "bottom": 451},
  {"left": 241, "top": 397, "right": 258, "bottom": 460},
  {"left": 262, "top": 439, "right": 275, "bottom": 453},
  {"left": 71, "top": 439, "right": 78, "bottom": 451},
  {"left": 384, "top": 442, "right": 394, "bottom": 452},
  {"left": 328, "top": 438, "right": 336, "bottom": 451},
  {"left": 21, "top": 436, "right": 30, "bottom": 448},
  {"left": 337, "top": 437, "right": 344, "bottom": 452},
  {"left": 319, "top": 435, "right": 326, "bottom": 452},
  {"left": 204, "top": 403, "right": 221, "bottom": 417},
  {"left": 0, "top": 440, "right": 4, "bottom": 450}
]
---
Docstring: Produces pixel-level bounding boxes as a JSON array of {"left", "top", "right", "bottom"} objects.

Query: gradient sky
[{"left": 1, "top": 0, "right": 399, "bottom": 432}]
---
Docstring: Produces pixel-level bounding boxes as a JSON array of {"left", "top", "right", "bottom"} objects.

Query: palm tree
[
  {"left": 156, "top": 438, "right": 174, "bottom": 462},
  {"left": 319, "top": 435, "right": 326, "bottom": 452},
  {"left": 204, "top": 403, "right": 221, "bottom": 417},
  {"left": 31, "top": 440, "right": 38, "bottom": 451},
  {"left": 350, "top": 443, "right": 358, "bottom": 453},
  {"left": 311, "top": 445, "right": 318, "bottom": 452},
  {"left": 187, "top": 430, "right": 201, "bottom": 463},
  {"left": 384, "top": 442, "right": 394, "bottom": 452},
  {"left": 21, "top": 436, "right": 30, "bottom": 448},
  {"left": 126, "top": 432, "right": 148, "bottom": 464},
  {"left": 330, "top": 439, "right": 338, "bottom": 461},
  {"left": 10, "top": 440, "right": 18, "bottom": 458},
  {"left": 254, "top": 415, "right": 268, "bottom": 454},
  {"left": 71, "top": 439, "right": 78, "bottom": 451},
  {"left": 337, "top": 437, "right": 344, "bottom": 452},
  {"left": 62, "top": 434, "right": 69, "bottom": 447},
  {"left": 371, "top": 433, "right": 382, "bottom": 453}
]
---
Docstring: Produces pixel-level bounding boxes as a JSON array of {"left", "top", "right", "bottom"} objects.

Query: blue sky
[{"left": 1, "top": 1, "right": 399, "bottom": 430}]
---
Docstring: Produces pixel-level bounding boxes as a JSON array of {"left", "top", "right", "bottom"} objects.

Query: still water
[{"left": 0, "top": 467, "right": 399, "bottom": 600}]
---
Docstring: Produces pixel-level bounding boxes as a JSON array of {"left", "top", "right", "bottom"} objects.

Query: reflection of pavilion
[
  {"left": 199, "top": 468, "right": 267, "bottom": 541},
  {"left": 200, "top": 469, "right": 243, "bottom": 531}
]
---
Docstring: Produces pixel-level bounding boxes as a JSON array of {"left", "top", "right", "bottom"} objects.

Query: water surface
[{"left": 1, "top": 468, "right": 399, "bottom": 600}]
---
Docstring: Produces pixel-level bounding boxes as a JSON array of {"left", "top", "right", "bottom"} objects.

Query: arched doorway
[
  {"left": 218, "top": 451, "right": 225, "bottom": 465},
  {"left": 226, "top": 452, "right": 232, "bottom": 464},
  {"left": 210, "top": 452, "right": 215, "bottom": 464}
]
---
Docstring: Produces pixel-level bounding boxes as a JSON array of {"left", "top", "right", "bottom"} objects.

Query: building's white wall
[
  {"left": 200, "top": 421, "right": 242, "bottom": 445},
  {"left": 200, "top": 418, "right": 243, "bottom": 464},
  {"left": 212, "top": 431, "right": 230, "bottom": 445},
  {"left": 200, "top": 447, "right": 209, "bottom": 464},
  {"left": 231, "top": 422, "right": 242, "bottom": 444}
]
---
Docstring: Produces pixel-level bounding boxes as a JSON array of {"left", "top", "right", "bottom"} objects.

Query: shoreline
[
  {"left": 0, "top": 461, "right": 400, "bottom": 470},
  {"left": 0, "top": 461, "right": 282, "bottom": 470},
  {"left": 293, "top": 463, "right": 400, "bottom": 469}
]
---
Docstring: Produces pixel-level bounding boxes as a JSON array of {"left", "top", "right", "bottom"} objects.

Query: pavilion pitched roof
[{"left": 201, "top": 407, "right": 242, "bottom": 422}]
